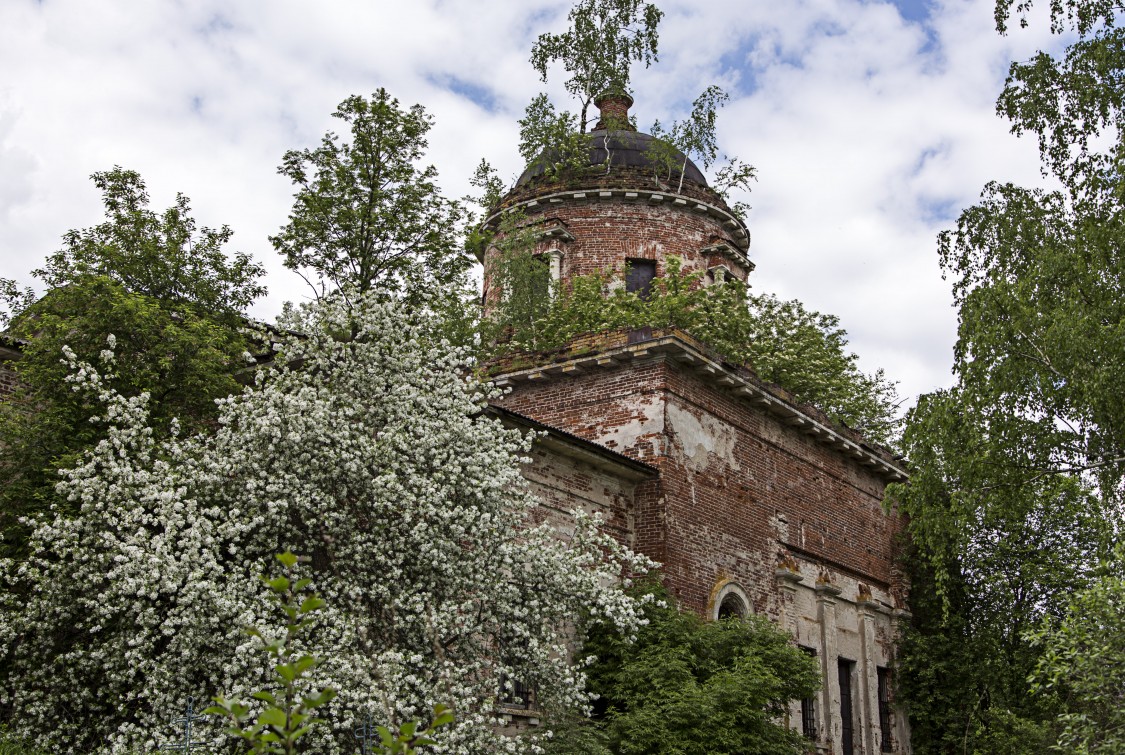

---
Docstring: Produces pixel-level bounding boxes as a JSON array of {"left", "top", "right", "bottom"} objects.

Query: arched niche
[{"left": 711, "top": 581, "right": 751, "bottom": 621}]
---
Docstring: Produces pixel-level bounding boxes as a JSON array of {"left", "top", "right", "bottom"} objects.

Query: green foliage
[
  {"left": 742, "top": 293, "right": 900, "bottom": 443},
  {"left": 545, "top": 581, "right": 820, "bottom": 755},
  {"left": 486, "top": 244, "right": 900, "bottom": 445},
  {"left": 647, "top": 86, "right": 756, "bottom": 206},
  {"left": 649, "top": 86, "right": 728, "bottom": 175},
  {"left": 523, "top": 3, "right": 754, "bottom": 211},
  {"left": 712, "top": 158, "right": 757, "bottom": 221},
  {"left": 518, "top": 94, "right": 592, "bottom": 178},
  {"left": 364, "top": 706, "right": 454, "bottom": 755},
  {"left": 208, "top": 552, "right": 338, "bottom": 755},
  {"left": 0, "top": 728, "right": 45, "bottom": 755},
  {"left": 36, "top": 167, "right": 265, "bottom": 313},
  {"left": 482, "top": 211, "right": 554, "bottom": 351},
  {"left": 530, "top": 0, "right": 662, "bottom": 131},
  {"left": 1028, "top": 545, "right": 1125, "bottom": 754},
  {"left": 271, "top": 89, "right": 470, "bottom": 299},
  {"left": 892, "top": 538, "right": 1059, "bottom": 754},
  {"left": 0, "top": 169, "right": 260, "bottom": 561},
  {"left": 466, "top": 158, "right": 505, "bottom": 216},
  {"left": 893, "top": 2, "right": 1125, "bottom": 750},
  {"left": 0, "top": 279, "right": 34, "bottom": 331}
]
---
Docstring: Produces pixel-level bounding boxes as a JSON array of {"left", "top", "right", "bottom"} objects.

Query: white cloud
[{"left": 0, "top": 0, "right": 1070, "bottom": 407}]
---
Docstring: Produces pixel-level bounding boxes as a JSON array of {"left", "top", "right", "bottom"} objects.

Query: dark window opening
[
  {"left": 717, "top": 592, "right": 747, "bottom": 620},
  {"left": 625, "top": 259, "right": 657, "bottom": 300},
  {"left": 838, "top": 658, "right": 855, "bottom": 755},
  {"left": 529, "top": 253, "right": 550, "bottom": 302},
  {"left": 878, "top": 666, "right": 893, "bottom": 752},
  {"left": 800, "top": 647, "right": 817, "bottom": 740},
  {"left": 499, "top": 673, "right": 533, "bottom": 710}
]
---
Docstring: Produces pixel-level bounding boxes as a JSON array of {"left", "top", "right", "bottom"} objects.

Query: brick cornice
[
  {"left": 489, "top": 329, "right": 908, "bottom": 483},
  {"left": 479, "top": 186, "right": 751, "bottom": 263}
]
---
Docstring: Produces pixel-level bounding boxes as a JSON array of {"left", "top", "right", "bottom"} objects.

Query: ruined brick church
[
  {"left": 0, "top": 91, "right": 912, "bottom": 754},
  {"left": 481, "top": 93, "right": 911, "bottom": 755}
]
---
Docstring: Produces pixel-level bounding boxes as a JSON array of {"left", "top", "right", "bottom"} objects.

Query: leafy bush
[
  {"left": 0, "top": 292, "right": 653, "bottom": 754},
  {"left": 545, "top": 581, "right": 820, "bottom": 755}
]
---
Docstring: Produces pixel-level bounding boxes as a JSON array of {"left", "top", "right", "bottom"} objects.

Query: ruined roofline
[
  {"left": 486, "top": 404, "right": 659, "bottom": 481},
  {"left": 0, "top": 334, "right": 24, "bottom": 362},
  {"left": 488, "top": 328, "right": 908, "bottom": 483}
]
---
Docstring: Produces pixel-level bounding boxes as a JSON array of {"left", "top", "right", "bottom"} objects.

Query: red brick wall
[
  {"left": 483, "top": 194, "right": 749, "bottom": 310},
  {"left": 495, "top": 354, "right": 903, "bottom": 620}
]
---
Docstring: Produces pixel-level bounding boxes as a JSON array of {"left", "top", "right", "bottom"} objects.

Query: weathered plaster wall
[
  {"left": 519, "top": 439, "right": 637, "bottom": 547},
  {"left": 496, "top": 350, "right": 910, "bottom": 754}
]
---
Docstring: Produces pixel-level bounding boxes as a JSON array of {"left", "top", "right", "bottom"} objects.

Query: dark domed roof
[{"left": 515, "top": 129, "right": 708, "bottom": 188}]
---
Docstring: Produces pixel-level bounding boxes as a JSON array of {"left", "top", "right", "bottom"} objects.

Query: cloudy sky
[{"left": 0, "top": 0, "right": 1066, "bottom": 407}]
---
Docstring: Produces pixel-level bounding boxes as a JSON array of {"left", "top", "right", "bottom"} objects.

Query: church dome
[
  {"left": 514, "top": 93, "right": 708, "bottom": 189},
  {"left": 482, "top": 91, "right": 752, "bottom": 296},
  {"left": 515, "top": 129, "right": 708, "bottom": 188}
]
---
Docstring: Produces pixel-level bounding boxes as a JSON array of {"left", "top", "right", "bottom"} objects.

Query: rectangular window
[
  {"left": 799, "top": 647, "right": 817, "bottom": 740},
  {"left": 499, "top": 673, "right": 533, "bottom": 709},
  {"left": 878, "top": 666, "right": 893, "bottom": 752},
  {"left": 838, "top": 658, "right": 855, "bottom": 755},
  {"left": 625, "top": 259, "right": 657, "bottom": 300}
]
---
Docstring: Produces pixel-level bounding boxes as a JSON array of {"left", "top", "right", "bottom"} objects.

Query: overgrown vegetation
[
  {"left": 0, "top": 3, "right": 910, "bottom": 751},
  {"left": 543, "top": 581, "right": 820, "bottom": 755},
  {"left": 0, "top": 168, "right": 262, "bottom": 562},
  {"left": 271, "top": 88, "right": 471, "bottom": 303},
  {"left": 530, "top": 0, "right": 662, "bottom": 133},
  {"left": 892, "top": 1, "right": 1125, "bottom": 751},
  {"left": 520, "top": 0, "right": 755, "bottom": 216},
  {"left": 483, "top": 215, "right": 900, "bottom": 446},
  {"left": 0, "top": 289, "right": 653, "bottom": 754}
]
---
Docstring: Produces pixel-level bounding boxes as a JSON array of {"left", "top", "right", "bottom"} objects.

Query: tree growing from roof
[
  {"left": 530, "top": 0, "right": 662, "bottom": 133},
  {"left": 0, "top": 168, "right": 263, "bottom": 561},
  {"left": 0, "top": 292, "right": 654, "bottom": 754},
  {"left": 891, "top": 0, "right": 1125, "bottom": 750},
  {"left": 484, "top": 253, "right": 900, "bottom": 446},
  {"left": 517, "top": 94, "right": 593, "bottom": 179},
  {"left": 520, "top": 2, "right": 755, "bottom": 220},
  {"left": 647, "top": 87, "right": 756, "bottom": 216},
  {"left": 271, "top": 89, "right": 471, "bottom": 302}
]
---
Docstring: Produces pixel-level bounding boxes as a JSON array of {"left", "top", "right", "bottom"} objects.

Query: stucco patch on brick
[{"left": 665, "top": 399, "right": 738, "bottom": 472}]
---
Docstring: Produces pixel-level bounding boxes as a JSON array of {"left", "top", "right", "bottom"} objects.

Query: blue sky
[{"left": 0, "top": 0, "right": 1065, "bottom": 408}]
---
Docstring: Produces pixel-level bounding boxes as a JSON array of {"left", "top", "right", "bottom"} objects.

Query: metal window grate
[{"left": 799, "top": 647, "right": 817, "bottom": 740}]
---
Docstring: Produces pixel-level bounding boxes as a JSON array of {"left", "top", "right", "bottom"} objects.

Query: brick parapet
[{"left": 488, "top": 328, "right": 904, "bottom": 475}]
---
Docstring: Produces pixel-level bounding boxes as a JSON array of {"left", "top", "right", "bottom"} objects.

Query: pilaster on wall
[
  {"left": 858, "top": 595, "right": 881, "bottom": 755},
  {"left": 816, "top": 581, "right": 842, "bottom": 753}
]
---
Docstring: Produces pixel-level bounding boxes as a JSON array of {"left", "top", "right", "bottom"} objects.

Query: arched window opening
[{"left": 717, "top": 592, "right": 748, "bottom": 620}]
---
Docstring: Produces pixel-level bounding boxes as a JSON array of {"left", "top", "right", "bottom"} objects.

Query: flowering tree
[
  {"left": 0, "top": 168, "right": 264, "bottom": 561},
  {"left": 0, "top": 293, "right": 653, "bottom": 754}
]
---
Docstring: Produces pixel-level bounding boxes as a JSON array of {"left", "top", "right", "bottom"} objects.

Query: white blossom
[{"left": 0, "top": 292, "right": 654, "bottom": 754}]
